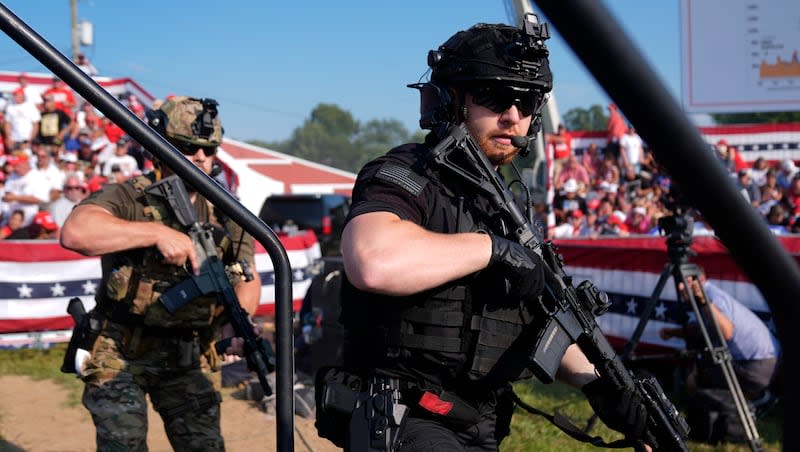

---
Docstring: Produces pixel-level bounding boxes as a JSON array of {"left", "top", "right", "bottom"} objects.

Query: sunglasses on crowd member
[
  {"left": 468, "top": 84, "right": 541, "bottom": 117},
  {"left": 173, "top": 142, "right": 217, "bottom": 157},
  {"left": 64, "top": 185, "right": 86, "bottom": 192}
]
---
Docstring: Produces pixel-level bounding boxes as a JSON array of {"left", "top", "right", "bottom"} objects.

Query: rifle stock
[
  {"left": 429, "top": 124, "right": 690, "bottom": 451},
  {"left": 145, "top": 176, "right": 276, "bottom": 396}
]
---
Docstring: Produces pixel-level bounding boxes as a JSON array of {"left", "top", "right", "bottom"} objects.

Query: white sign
[{"left": 680, "top": 0, "right": 800, "bottom": 113}]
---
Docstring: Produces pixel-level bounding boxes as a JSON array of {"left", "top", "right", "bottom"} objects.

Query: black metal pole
[
  {"left": 0, "top": 3, "right": 295, "bottom": 451},
  {"left": 534, "top": 1, "right": 800, "bottom": 448}
]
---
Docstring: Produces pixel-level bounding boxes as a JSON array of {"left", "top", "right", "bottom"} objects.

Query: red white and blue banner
[
  {"left": 554, "top": 236, "right": 799, "bottom": 354},
  {"left": 1, "top": 233, "right": 795, "bottom": 352},
  {"left": 0, "top": 230, "right": 321, "bottom": 348}
]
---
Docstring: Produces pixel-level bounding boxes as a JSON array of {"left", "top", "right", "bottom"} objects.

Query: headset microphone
[{"left": 511, "top": 135, "right": 530, "bottom": 149}]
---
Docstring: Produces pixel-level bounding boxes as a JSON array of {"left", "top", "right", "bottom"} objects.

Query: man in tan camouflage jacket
[{"left": 61, "top": 96, "right": 261, "bottom": 451}]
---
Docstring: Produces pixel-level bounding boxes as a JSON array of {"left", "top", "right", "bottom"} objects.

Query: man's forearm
[
  {"left": 61, "top": 204, "right": 163, "bottom": 256},
  {"left": 342, "top": 212, "right": 493, "bottom": 296},
  {"left": 556, "top": 343, "right": 598, "bottom": 389},
  {"left": 235, "top": 266, "right": 261, "bottom": 316}
]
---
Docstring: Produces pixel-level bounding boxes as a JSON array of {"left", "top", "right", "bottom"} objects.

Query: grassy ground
[
  {"left": 0, "top": 346, "right": 783, "bottom": 451},
  {"left": 0, "top": 344, "right": 84, "bottom": 406},
  {"left": 504, "top": 378, "right": 783, "bottom": 451}
]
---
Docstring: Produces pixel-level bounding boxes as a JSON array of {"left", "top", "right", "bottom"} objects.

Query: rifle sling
[{"left": 511, "top": 389, "right": 635, "bottom": 449}]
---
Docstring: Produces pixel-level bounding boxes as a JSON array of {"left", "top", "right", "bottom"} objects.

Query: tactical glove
[
  {"left": 582, "top": 377, "right": 658, "bottom": 450},
  {"left": 489, "top": 235, "right": 545, "bottom": 302}
]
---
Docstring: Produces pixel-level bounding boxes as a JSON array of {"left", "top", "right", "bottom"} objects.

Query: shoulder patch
[{"left": 375, "top": 162, "right": 428, "bottom": 196}]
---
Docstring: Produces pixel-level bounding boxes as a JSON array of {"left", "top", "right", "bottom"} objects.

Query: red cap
[
  {"left": 5, "top": 153, "right": 29, "bottom": 166},
  {"left": 87, "top": 176, "right": 107, "bottom": 193},
  {"left": 717, "top": 139, "right": 729, "bottom": 146},
  {"left": 570, "top": 210, "right": 584, "bottom": 219},
  {"left": 33, "top": 211, "right": 58, "bottom": 231}
]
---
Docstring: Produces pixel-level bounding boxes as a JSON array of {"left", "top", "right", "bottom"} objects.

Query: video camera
[{"left": 657, "top": 184, "right": 695, "bottom": 264}]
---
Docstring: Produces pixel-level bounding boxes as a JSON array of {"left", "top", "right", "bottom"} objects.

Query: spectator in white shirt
[
  {"left": 102, "top": 137, "right": 139, "bottom": 182},
  {"left": 16, "top": 74, "right": 42, "bottom": 108},
  {"left": 2, "top": 153, "right": 50, "bottom": 226},
  {"left": 31, "top": 142, "right": 65, "bottom": 203},
  {"left": 619, "top": 125, "right": 644, "bottom": 175},
  {"left": 4, "top": 89, "right": 40, "bottom": 151}
]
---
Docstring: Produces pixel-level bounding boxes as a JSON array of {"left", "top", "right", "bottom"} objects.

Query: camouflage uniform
[{"left": 76, "top": 97, "right": 253, "bottom": 452}]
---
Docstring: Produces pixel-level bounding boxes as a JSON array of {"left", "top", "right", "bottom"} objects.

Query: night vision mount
[
  {"left": 509, "top": 13, "right": 551, "bottom": 78},
  {"left": 409, "top": 13, "right": 552, "bottom": 133},
  {"left": 194, "top": 98, "right": 220, "bottom": 140}
]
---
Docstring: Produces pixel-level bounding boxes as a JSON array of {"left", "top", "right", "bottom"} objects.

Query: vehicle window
[{"left": 261, "top": 198, "right": 324, "bottom": 228}]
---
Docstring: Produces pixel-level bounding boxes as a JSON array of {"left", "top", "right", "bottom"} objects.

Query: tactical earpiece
[{"left": 407, "top": 81, "right": 456, "bottom": 131}]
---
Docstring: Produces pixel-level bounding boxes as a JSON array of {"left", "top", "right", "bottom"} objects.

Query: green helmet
[{"left": 148, "top": 96, "right": 223, "bottom": 147}]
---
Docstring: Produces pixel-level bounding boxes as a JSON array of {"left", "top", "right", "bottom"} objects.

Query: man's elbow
[
  {"left": 343, "top": 254, "right": 394, "bottom": 293},
  {"left": 723, "top": 326, "right": 735, "bottom": 342},
  {"left": 59, "top": 221, "right": 95, "bottom": 255},
  {"left": 344, "top": 265, "right": 383, "bottom": 292}
]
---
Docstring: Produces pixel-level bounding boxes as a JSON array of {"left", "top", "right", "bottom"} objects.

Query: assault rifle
[
  {"left": 145, "top": 175, "right": 276, "bottom": 396},
  {"left": 429, "top": 124, "right": 690, "bottom": 451}
]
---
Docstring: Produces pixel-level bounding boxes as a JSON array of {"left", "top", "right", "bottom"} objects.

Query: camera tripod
[{"left": 620, "top": 214, "right": 762, "bottom": 451}]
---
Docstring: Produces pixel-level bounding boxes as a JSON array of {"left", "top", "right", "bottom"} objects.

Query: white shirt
[
  {"left": 22, "top": 85, "right": 43, "bottom": 107},
  {"left": 102, "top": 154, "right": 139, "bottom": 177},
  {"left": 32, "top": 163, "right": 66, "bottom": 192},
  {"left": 5, "top": 102, "right": 41, "bottom": 143},
  {"left": 552, "top": 222, "right": 580, "bottom": 238},
  {"left": 620, "top": 132, "right": 644, "bottom": 166},
  {"left": 4, "top": 168, "right": 50, "bottom": 226},
  {"left": 49, "top": 196, "right": 77, "bottom": 227}
]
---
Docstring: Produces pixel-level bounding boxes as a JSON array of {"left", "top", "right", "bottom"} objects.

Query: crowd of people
[
  {"left": 546, "top": 107, "right": 800, "bottom": 239},
  {"left": 1, "top": 71, "right": 798, "bottom": 243},
  {"left": 0, "top": 73, "right": 166, "bottom": 239}
]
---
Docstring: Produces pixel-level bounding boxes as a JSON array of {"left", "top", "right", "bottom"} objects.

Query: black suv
[{"left": 258, "top": 193, "right": 350, "bottom": 256}]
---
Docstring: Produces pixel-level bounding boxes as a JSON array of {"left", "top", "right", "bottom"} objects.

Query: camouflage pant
[{"left": 81, "top": 323, "right": 223, "bottom": 452}]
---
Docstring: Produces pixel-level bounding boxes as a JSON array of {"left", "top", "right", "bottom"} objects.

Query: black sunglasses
[
  {"left": 174, "top": 142, "right": 217, "bottom": 157},
  {"left": 468, "top": 85, "right": 540, "bottom": 117}
]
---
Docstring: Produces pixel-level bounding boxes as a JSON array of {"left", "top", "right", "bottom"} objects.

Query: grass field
[{"left": 0, "top": 346, "right": 783, "bottom": 451}]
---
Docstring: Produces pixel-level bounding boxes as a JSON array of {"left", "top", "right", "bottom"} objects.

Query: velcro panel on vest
[
  {"left": 468, "top": 304, "right": 531, "bottom": 378},
  {"left": 386, "top": 286, "right": 469, "bottom": 354}
]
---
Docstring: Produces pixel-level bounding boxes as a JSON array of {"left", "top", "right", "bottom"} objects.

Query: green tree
[
  {"left": 247, "top": 103, "right": 419, "bottom": 173},
  {"left": 352, "top": 118, "right": 411, "bottom": 171},
  {"left": 562, "top": 104, "right": 608, "bottom": 131},
  {"left": 283, "top": 103, "right": 359, "bottom": 168},
  {"left": 711, "top": 111, "right": 800, "bottom": 124}
]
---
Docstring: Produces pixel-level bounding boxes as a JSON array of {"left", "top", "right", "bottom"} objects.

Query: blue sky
[{"left": 0, "top": 1, "right": 680, "bottom": 142}]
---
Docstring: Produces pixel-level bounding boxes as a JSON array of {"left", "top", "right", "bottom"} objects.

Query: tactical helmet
[
  {"left": 410, "top": 14, "right": 553, "bottom": 131},
  {"left": 147, "top": 96, "right": 223, "bottom": 148},
  {"left": 429, "top": 14, "right": 552, "bottom": 92}
]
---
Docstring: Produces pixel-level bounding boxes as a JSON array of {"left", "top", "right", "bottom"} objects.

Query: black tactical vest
[{"left": 342, "top": 143, "right": 538, "bottom": 390}]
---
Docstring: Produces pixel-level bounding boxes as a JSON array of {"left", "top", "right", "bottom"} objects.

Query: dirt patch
[{"left": 0, "top": 375, "right": 340, "bottom": 452}]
